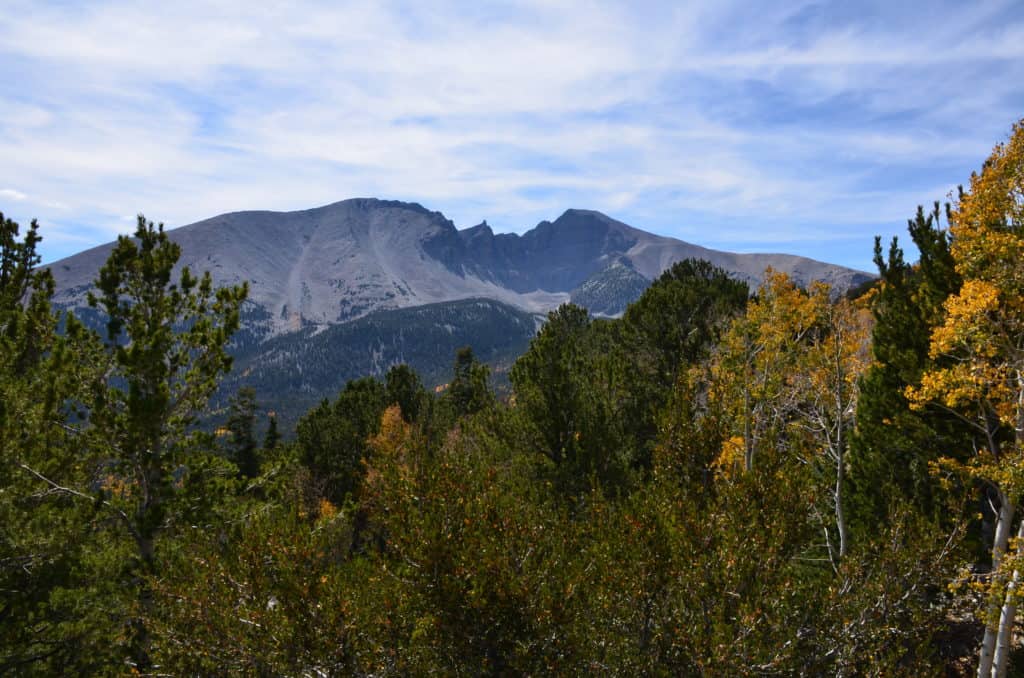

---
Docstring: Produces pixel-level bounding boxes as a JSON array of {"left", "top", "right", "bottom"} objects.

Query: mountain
[
  {"left": 217, "top": 297, "right": 540, "bottom": 426},
  {"left": 46, "top": 198, "right": 873, "bottom": 426},
  {"left": 48, "top": 198, "right": 872, "bottom": 335},
  {"left": 569, "top": 257, "right": 652, "bottom": 317}
]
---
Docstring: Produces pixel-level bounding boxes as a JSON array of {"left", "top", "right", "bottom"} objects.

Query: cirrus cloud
[{"left": 0, "top": 0, "right": 1021, "bottom": 270}]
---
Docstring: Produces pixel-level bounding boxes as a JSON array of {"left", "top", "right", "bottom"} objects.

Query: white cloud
[
  {"left": 0, "top": 0, "right": 1020, "bottom": 269},
  {"left": 0, "top": 188, "right": 27, "bottom": 201}
]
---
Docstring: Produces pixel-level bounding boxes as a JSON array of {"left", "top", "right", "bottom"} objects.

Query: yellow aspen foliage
[
  {"left": 710, "top": 269, "right": 834, "bottom": 470},
  {"left": 368, "top": 404, "right": 413, "bottom": 459},
  {"left": 951, "top": 118, "right": 1024, "bottom": 288},
  {"left": 908, "top": 119, "right": 1024, "bottom": 439},
  {"left": 362, "top": 405, "right": 415, "bottom": 502},
  {"left": 317, "top": 497, "right": 338, "bottom": 522},
  {"left": 712, "top": 436, "right": 746, "bottom": 478},
  {"left": 905, "top": 119, "right": 1024, "bottom": 678},
  {"left": 708, "top": 268, "right": 870, "bottom": 560}
]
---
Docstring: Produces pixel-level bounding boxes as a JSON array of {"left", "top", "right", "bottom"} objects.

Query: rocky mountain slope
[
  {"left": 218, "top": 297, "right": 540, "bottom": 425},
  {"left": 47, "top": 198, "right": 872, "bottom": 427},
  {"left": 48, "top": 198, "right": 872, "bottom": 336}
]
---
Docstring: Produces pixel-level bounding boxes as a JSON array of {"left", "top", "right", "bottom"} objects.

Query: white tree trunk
[
  {"left": 980, "top": 494, "right": 1015, "bottom": 678},
  {"left": 992, "top": 508, "right": 1024, "bottom": 677},
  {"left": 834, "top": 440, "right": 847, "bottom": 559},
  {"left": 743, "top": 380, "right": 754, "bottom": 472},
  {"left": 834, "top": 360, "right": 848, "bottom": 560}
]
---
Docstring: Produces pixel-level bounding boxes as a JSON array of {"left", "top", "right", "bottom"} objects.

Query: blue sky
[{"left": 1, "top": 1, "right": 1022, "bottom": 271}]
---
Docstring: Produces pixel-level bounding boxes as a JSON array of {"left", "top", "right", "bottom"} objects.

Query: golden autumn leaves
[
  {"left": 903, "top": 118, "right": 1024, "bottom": 678},
  {"left": 708, "top": 271, "right": 871, "bottom": 475},
  {"left": 908, "top": 119, "right": 1024, "bottom": 465}
]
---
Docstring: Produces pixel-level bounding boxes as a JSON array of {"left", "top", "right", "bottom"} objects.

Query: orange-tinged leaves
[
  {"left": 929, "top": 279, "right": 1001, "bottom": 358},
  {"left": 912, "top": 119, "right": 1024, "bottom": 489}
]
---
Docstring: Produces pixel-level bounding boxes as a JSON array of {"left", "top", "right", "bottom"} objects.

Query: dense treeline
[{"left": 1, "top": 120, "right": 1022, "bottom": 675}]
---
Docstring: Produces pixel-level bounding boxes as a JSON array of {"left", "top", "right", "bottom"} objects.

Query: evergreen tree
[
  {"left": 510, "top": 303, "right": 592, "bottom": 468},
  {"left": 263, "top": 413, "right": 281, "bottom": 452},
  {"left": 510, "top": 304, "right": 635, "bottom": 489},
  {"left": 621, "top": 258, "right": 749, "bottom": 396},
  {"left": 84, "top": 215, "right": 247, "bottom": 668},
  {"left": 225, "top": 386, "right": 260, "bottom": 478},
  {"left": 444, "top": 346, "right": 493, "bottom": 419},
  {"left": 848, "top": 202, "right": 973, "bottom": 535},
  {"left": 385, "top": 363, "right": 426, "bottom": 423},
  {"left": 296, "top": 376, "right": 388, "bottom": 504},
  {"left": 618, "top": 259, "right": 749, "bottom": 466},
  {"left": 0, "top": 213, "right": 119, "bottom": 673}
]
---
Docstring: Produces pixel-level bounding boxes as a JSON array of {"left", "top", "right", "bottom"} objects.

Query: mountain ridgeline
[{"left": 46, "top": 198, "right": 871, "bottom": 425}]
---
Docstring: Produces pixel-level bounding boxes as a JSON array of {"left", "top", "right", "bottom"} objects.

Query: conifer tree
[
  {"left": 226, "top": 386, "right": 260, "bottom": 478},
  {"left": 445, "top": 346, "right": 493, "bottom": 418},
  {"left": 848, "top": 202, "right": 971, "bottom": 534},
  {"left": 510, "top": 303, "right": 592, "bottom": 468},
  {"left": 263, "top": 414, "right": 281, "bottom": 452},
  {"left": 1, "top": 215, "right": 90, "bottom": 671},
  {"left": 1, "top": 213, "right": 125, "bottom": 672},
  {"left": 296, "top": 376, "right": 388, "bottom": 503},
  {"left": 622, "top": 258, "right": 749, "bottom": 394},
  {"left": 385, "top": 363, "right": 426, "bottom": 423},
  {"left": 84, "top": 215, "right": 247, "bottom": 669}
]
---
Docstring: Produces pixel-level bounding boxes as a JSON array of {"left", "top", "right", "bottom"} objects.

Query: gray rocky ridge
[{"left": 47, "top": 197, "right": 873, "bottom": 337}]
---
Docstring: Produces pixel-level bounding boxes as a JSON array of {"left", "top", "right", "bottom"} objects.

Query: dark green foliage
[
  {"left": 385, "top": 363, "right": 426, "bottom": 423},
  {"left": 263, "top": 413, "right": 281, "bottom": 451},
  {"left": 849, "top": 202, "right": 975, "bottom": 534},
  {"left": 0, "top": 213, "right": 54, "bottom": 373},
  {"left": 295, "top": 377, "right": 388, "bottom": 503},
  {"left": 511, "top": 304, "right": 635, "bottom": 490},
  {"left": 225, "top": 386, "right": 260, "bottom": 478},
  {"left": 444, "top": 346, "right": 494, "bottom": 419},
  {"left": 220, "top": 297, "right": 536, "bottom": 427},
  {"left": 0, "top": 213, "right": 120, "bottom": 673},
  {"left": 622, "top": 258, "right": 749, "bottom": 395},
  {"left": 82, "top": 215, "right": 247, "bottom": 668},
  {"left": 511, "top": 304, "right": 592, "bottom": 467},
  {"left": 614, "top": 259, "right": 749, "bottom": 468}
]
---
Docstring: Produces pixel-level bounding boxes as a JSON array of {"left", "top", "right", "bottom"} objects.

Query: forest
[{"left": 1, "top": 119, "right": 1022, "bottom": 676}]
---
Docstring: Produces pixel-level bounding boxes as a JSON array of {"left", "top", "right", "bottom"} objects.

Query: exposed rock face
[
  {"left": 47, "top": 198, "right": 873, "bottom": 334},
  {"left": 570, "top": 258, "right": 651, "bottom": 317},
  {"left": 46, "top": 198, "right": 875, "bottom": 428}
]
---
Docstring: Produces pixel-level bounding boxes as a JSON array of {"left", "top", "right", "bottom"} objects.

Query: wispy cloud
[
  {"left": 0, "top": 0, "right": 1021, "bottom": 270},
  {"left": 0, "top": 188, "right": 27, "bottom": 202}
]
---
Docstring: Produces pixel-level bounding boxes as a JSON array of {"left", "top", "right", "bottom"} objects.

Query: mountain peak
[
  {"left": 48, "top": 197, "right": 872, "bottom": 335},
  {"left": 460, "top": 220, "right": 494, "bottom": 239},
  {"left": 556, "top": 207, "right": 612, "bottom": 220}
]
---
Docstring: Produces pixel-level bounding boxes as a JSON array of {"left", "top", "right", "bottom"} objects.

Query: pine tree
[
  {"left": 510, "top": 303, "right": 592, "bottom": 468},
  {"left": 84, "top": 215, "right": 247, "bottom": 668},
  {"left": 263, "top": 414, "right": 281, "bottom": 452},
  {"left": 385, "top": 363, "right": 426, "bottom": 423},
  {"left": 445, "top": 346, "right": 493, "bottom": 418},
  {"left": 848, "top": 203, "right": 971, "bottom": 536},
  {"left": 1, "top": 213, "right": 120, "bottom": 672},
  {"left": 296, "top": 377, "right": 388, "bottom": 503},
  {"left": 226, "top": 386, "right": 260, "bottom": 478}
]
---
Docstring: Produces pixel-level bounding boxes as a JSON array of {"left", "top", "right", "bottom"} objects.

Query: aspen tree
[{"left": 908, "top": 119, "right": 1024, "bottom": 678}]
